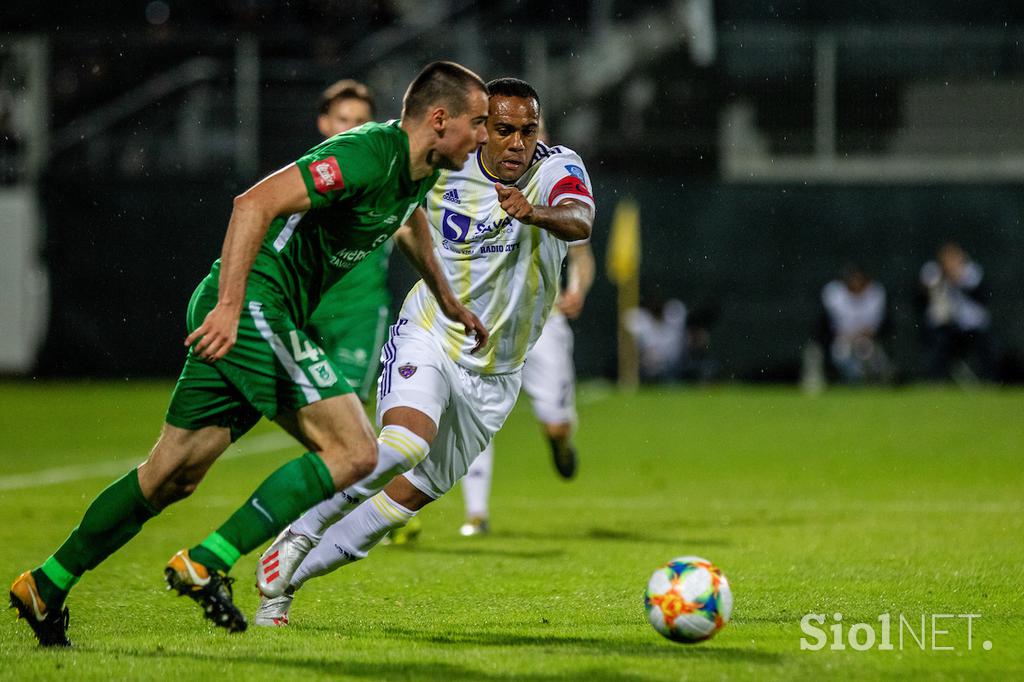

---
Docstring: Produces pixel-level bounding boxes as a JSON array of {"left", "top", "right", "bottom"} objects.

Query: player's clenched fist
[{"left": 495, "top": 183, "right": 535, "bottom": 223}]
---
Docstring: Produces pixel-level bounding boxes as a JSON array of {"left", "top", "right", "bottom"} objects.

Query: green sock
[
  {"left": 30, "top": 563, "right": 73, "bottom": 611},
  {"left": 190, "top": 452, "right": 334, "bottom": 572},
  {"left": 35, "top": 469, "right": 157, "bottom": 607}
]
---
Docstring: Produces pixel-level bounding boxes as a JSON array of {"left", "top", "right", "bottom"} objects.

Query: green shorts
[
  {"left": 307, "top": 304, "right": 390, "bottom": 403},
  {"left": 165, "top": 284, "right": 353, "bottom": 440}
]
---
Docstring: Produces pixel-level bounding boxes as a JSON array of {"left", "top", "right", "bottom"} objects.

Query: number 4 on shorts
[
  {"left": 287, "top": 331, "right": 337, "bottom": 388},
  {"left": 288, "top": 331, "right": 321, "bottom": 362}
]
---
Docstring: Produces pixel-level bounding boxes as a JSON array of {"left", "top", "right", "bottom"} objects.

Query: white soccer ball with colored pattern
[{"left": 644, "top": 556, "right": 732, "bottom": 643}]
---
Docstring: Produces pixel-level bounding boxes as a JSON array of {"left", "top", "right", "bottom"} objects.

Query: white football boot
[
  {"left": 256, "top": 527, "right": 314, "bottom": 598},
  {"left": 458, "top": 516, "right": 490, "bottom": 537},
  {"left": 254, "top": 587, "right": 294, "bottom": 627}
]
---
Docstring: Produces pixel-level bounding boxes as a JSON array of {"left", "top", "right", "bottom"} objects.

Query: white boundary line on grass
[{"left": 0, "top": 432, "right": 294, "bottom": 492}]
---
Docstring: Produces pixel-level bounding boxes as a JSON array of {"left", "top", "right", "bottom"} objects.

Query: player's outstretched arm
[
  {"left": 395, "top": 208, "right": 489, "bottom": 353},
  {"left": 494, "top": 184, "right": 594, "bottom": 242},
  {"left": 186, "top": 164, "right": 312, "bottom": 361}
]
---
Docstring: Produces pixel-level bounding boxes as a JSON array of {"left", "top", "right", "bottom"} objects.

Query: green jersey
[
  {"left": 316, "top": 239, "right": 392, "bottom": 313},
  {"left": 307, "top": 240, "right": 394, "bottom": 402},
  {"left": 205, "top": 120, "right": 437, "bottom": 328}
]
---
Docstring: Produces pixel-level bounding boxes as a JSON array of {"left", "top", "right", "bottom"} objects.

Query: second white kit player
[
  {"left": 459, "top": 241, "right": 595, "bottom": 535},
  {"left": 253, "top": 77, "right": 595, "bottom": 625}
]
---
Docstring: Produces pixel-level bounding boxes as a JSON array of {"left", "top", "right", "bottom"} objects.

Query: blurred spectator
[
  {"left": 918, "top": 242, "right": 995, "bottom": 381},
  {"left": 625, "top": 297, "right": 719, "bottom": 383},
  {"left": 681, "top": 303, "right": 720, "bottom": 383},
  {"left": 626, "top": 296, "right": 686, "bottom": 383},
  {"left": 817, "top": 264, "right": 893, "bottom": 384}
]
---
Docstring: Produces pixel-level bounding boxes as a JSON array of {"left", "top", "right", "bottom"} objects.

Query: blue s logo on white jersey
[
  {"left": 442, "top": 208, "right": 472, "bottom": 242},
  {"left": 565, "top": 164, "right": 585, "bottom": 180}
]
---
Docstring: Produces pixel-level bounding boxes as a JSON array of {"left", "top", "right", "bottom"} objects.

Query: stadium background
[{"left": 2, "top": 1, "right": 1023, "bottom": 381}]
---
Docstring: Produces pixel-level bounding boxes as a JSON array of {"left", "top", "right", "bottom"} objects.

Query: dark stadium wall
[
  {"left": 35, "top": 177, "right": 240, "bottom": 377},
  {"left": 34, "top": 176, "right": 1024, "bottom": 382}
]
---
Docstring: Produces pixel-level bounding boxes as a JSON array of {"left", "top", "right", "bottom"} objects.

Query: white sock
[
  {"left": 290, "top": 491, "right": 416, "bottom": 589},
  {"left": 463, "top": 440, "right": 494, "bottom": 520},
  {"left": 291, "top": 425, "right": 429, "bottom": 541}
]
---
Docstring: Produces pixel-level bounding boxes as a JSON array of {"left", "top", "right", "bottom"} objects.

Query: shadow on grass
[
  {"left": 476, "top": 526, "right": 733, "bottom": 547},
  {"left": 85, "top": 635, "right": 781, "bottom": 680},
  {"left": 392, "top": 545, "right": 566, "bottom": 560},
  {"left": 703, "top": 514, "right": 816, "bottom": 529},
  {"left": 373, "top": 627, "right": 782, "bottom": 663},
  {"left": 284, "top": 624, "right": 782, "bottom": 665}
]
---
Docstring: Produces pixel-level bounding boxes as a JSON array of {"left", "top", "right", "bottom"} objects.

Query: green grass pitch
[{"left": 0, "top": 381, "right": 1021, "bottom": 680}]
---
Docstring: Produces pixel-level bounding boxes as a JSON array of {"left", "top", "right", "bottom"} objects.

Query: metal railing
[{"left": 718, "top": 27, "right": 1024, "bottom": 182}]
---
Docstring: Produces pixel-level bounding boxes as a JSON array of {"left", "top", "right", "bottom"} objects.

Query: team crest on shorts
[{"left": 398, "top": 364, "right": 417, "bottom": 379}]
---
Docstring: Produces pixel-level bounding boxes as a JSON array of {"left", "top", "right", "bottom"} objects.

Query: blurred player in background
[
  {"left": 316, "top": 79, "right": 373, "bottom": 139},
  {"left": 459, "top": 241, "right": 594, "bottom": 536},
  {"left": 309, "top": 80, "right": 424, "bottom": 545},
  {"left": 254, "top": 77, "right": 596, "bottom": 626},
  {"left": 9, "top": 62, "right": 489, "bottom": 645},
  {"left": 458, "top": 119, "right": 595, "bottom": 535},
  {"left": 307, "top": 79, "right": 394, "bottom": 404}
]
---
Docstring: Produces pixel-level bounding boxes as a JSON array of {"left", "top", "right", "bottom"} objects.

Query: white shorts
[
  {"left": 522, "top": 313, "right": 576, "bottom": 425},
  {"left": 376, "top": 319, "right": 522, "bottom": 499}
]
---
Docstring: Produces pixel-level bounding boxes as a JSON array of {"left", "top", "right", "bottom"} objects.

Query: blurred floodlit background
[{"left": 1, "top": 1, "right": 1022, "bottom": 385}]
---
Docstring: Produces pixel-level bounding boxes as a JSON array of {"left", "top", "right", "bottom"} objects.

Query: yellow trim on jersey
[
  {"left": 512, "top": 226, "right": 545, "bottom": 364},
  {"left": 479, "top": 154, "right": 500, "bottom": 182}
]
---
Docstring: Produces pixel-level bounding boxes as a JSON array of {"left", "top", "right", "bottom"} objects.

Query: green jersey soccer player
[{"left": 10, "top": 61, "right": 489, "bottom": 646}]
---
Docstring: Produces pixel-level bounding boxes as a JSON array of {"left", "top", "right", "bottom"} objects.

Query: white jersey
[
  {"left": 401, "top": 142, "right": 595, "bottom": 373},
  {"left": 821, "top": 280, "right": 886, "bottom": 338}
]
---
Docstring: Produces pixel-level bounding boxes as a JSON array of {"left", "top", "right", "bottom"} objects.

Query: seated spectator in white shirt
[
  {"left": 626, "top": 297, "right": 688, "bottom": 383},
  {"left": 819, "top": 265, "right": 893, "bottom": 384}
]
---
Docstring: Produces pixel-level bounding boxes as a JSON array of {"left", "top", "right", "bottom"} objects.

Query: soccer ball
[{"left": 644, "top": 556, "right": 732, "bottom": 643}]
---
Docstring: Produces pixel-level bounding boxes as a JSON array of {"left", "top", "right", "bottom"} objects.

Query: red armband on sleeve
[{"left": 548, "top": 175, "right": 592, "bottom": 205}]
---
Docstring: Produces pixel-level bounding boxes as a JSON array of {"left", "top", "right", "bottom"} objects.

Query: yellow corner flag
[
  {"left": 606, "top": 197, "right": 641, "bottom": 284},
  {"left": 606, "top": 198, "right": 641, "bottom": 389}
]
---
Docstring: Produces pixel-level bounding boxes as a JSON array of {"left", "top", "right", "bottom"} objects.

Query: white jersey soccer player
[
  {"left": 253, "top": 78, "right": 595, "bottom": 625},
  {"left": 523, "top": 309, "right": 579, "bottom": 433}
]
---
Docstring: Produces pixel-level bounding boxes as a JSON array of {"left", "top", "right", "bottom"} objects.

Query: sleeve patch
[
  {"left": 309, "top": 156, "right": 345, "bottom": 193},
  {"left": 548, "top": 175, "right": 592, "bottom": 205}
]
